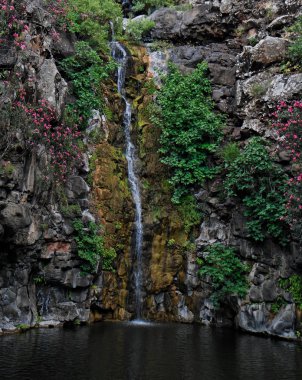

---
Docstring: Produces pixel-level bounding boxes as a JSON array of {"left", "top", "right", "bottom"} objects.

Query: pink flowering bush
[
  {"left": 0, "top": 0, "right": 28, "bottom": 50},
  {"left": 15, "top": 98, "right": 82, "bottom": 182},
  {"left": 272, "top": 101, "right": 302, "bottom": 241}
]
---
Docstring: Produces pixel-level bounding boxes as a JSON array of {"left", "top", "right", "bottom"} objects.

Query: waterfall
[{"left": 110, "top": 29, "right": 144, "bottom": 320}]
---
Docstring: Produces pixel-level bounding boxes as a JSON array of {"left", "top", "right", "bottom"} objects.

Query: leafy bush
[
  {"left": 125, "top": 18, "right": 155, "bottom": 42},
  {"left": 279, "top": 275, "right": 302, "bottom": 310},
  {"left": 197, "top": 244, "right": 248, "bottom": 306},
  {"left": 224, "top": 137, "right": 288, "bottom": 243},
  {"left": 154, "top": 63, "right": 222, "bottom": 203},
  {"left": 59, "top": 41, "right": 116, "bottom": 128},
  {"left": 176, "top": 195, "right": 201, "bottom": 233},
  {"left": 60, "top": 204, "right": 82, "bottom": 218},
  {"left": 73, "top": 220, "right": 116, "bottom": 273},
  {"left": 220, "top": 142, "right": 240, "bottom": 166},
  {"left": 132, "top": 0, "right": 175, "bottom": 14},
  {"left": 66, "top": 0, "right": 122, "bottom": 51}
]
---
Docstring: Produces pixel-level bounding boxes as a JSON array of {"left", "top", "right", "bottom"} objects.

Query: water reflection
[{"left": 0, "top": 322, "right": 301, "bottom": 380}]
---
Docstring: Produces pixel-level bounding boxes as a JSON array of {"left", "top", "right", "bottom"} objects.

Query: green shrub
[
  {"left": 60, "top": 204, "right": 82, "bottom": 218},
  {"left": 126, "top": 18, "right": 155, "bottom": 42},
  {"left": 132, "top": 0, "right": 175, "bottom": 14},
  {"left": 197, "top": 244, "right": 248, "bottom": 307},
  {"left": 250, "top": 82, "right": 268, "bottom": 98},
  {"left": 224, "top": 137, "right": 288, "bottom": 243},
  {"left": 279, "top": 275, "right": 302, "bottom": 310},
  {"left": 176, "top": 195, "right": 201, "bottom": 233},
  {"left": 73, "top": 219, "right": 116, "bottom": 273},
  {"left": 220, "top": 142, "right": 240, "bottom": 166},
  {"left": 271, "top": 297, "right": 286, "bottom": 314},
  {"left": 66, "top": 0, "right": 122, "bottom": 51},
  {"left": 154, "top": 62, "right": 222, "bottom": 203},
  {"left": 59, "top": 41, "right": 116, "bottom": 128}
]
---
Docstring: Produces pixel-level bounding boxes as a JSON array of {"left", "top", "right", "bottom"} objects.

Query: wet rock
[
  {"left": 178, "top": 296, "right": 194, "bottom": 322},
  {"left": 269, "top": 304, "right": 296, "bottom": 338},
  {"left": 82, "top": 210, "right": 96, "bottom": 224},
  {"left": 236, "top": 303, "right": 269, "bottom": 333},
  {"left": 199, "top": 299, "right": 216, "bottom": 326}
]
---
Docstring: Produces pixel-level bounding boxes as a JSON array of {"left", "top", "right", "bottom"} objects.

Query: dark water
[{"left": 0, "top": 322, "right": 301, "bottom": 380}]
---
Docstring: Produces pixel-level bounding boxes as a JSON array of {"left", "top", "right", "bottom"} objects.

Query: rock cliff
[{"left": 1, "top": 0, "right": 302, "bottom": 340}]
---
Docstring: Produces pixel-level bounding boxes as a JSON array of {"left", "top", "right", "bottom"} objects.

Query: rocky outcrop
[{"left": 0, "top": 1, "right": 98, "bottom": 332}]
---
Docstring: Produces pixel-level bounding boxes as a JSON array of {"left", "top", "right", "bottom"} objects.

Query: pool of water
[{"left": 0, "top": 322, "right": 301, "bottom": 380}]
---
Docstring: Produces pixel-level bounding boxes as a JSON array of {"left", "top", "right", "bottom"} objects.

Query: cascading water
[{"left": 110, "top": 29, "right": 144, "bottom": 320}]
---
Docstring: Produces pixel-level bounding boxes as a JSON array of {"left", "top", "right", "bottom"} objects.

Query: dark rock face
[
  {"left": 0, "top": 2, "right": 97, "bottom": 333},
  {"left": 129, "top": 0, "right": 302, "bottom": 339}
]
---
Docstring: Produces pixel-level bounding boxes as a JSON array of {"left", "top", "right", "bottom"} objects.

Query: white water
[{"left": 111, "top": 34, "right": 144, "bottom": 320}]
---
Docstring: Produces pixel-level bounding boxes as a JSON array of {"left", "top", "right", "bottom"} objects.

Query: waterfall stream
[{"left": 111, "top": 34, "right": 144, "bottom": 320}]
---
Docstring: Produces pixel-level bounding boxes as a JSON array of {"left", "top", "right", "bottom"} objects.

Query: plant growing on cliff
[
  {"left": 125, "top": 18, "right": 155, "bottom": 42},
  {"left": 65, "top": 0, "right": 122, "bottom": 51},
  {"left": 279, "top": 275, "right": 302, "bottom": 310},
  {"left": 15, "top": 98, "right": 82, "bottom": 182},
  {"left": 224, "top": 137, "right": 288, "bottom": 243},
  {"left": 73, "top": 219, "right": 116, "bottom": 274},
  {"left": 197, "top": 244, "right": 248, "bottom": 307},
  {"left": 272, "top": 101, "right": 302, "bottom": 242},
  {"left": 287, "top": 16, "right": 302, "bottom": 67},
  {"left": 176, "top": 195, "right": 201, "bottom": 233},
  {"left": 59, "top": 41, "right": 116, "bottom": 128},
  {"left": 0, "top": 0, "right": 28, "bottom": 50},
  {"left": 131, "top": 0, "right": 175, "bottom": 14},
  {"left": 154, "top": 62, "right": 222, "bottom": 203}
]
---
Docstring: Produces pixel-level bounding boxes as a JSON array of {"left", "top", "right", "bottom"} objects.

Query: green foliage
[
  {"left": 250, "top": 82, "right": 267, "bottom": 98},
  {"left": 247, "top": 36, "right": 258, "bottom": 46},
  {"left": 197, "top": 244, "right": 248, "bottom": 307},
  {"left": 279, "top": 275, "right": 302, "bottom": 310},
  {"left": 66, "top": 0, "right": 122, "bottom": 51},
  {"left": 220, "top": 142, "right": 240, "bottom": 166},
  {"left": 73, "top": 219, "right": 116, "bottom": 274},
  {"left": 271, "top": 297, "right": 286, "bottom": 314},
  {"left": 132, "top": 0, "right": 175, "bottom": 14},
  {"left": 167, "top": 238, "right": 176, "bottom": 247},
  {"left": 60, "top": 41, "right": 116, "bottom": 128},
  {"left": 16, "top": 324, "right": 30, "bottom": 331},
  {"left": 60, "top": 204, "right": 82, "bottom": 218},
  {"left": 288, "top": 16, "right": 302, "bottom": 66},
  {"left": 176, "top": 195, "right": 201, "bottom": 233},
  {"left": 0, "top": 162, "right": 14, "bottom": 176},
  {"left": 125, "top": 18, "right": 155, "bottom": 42},
  {"left": 154, "top": 63, "right": 222, "bottom": 203},
  {"left": 33, "top": 276, "right": 46, "bottom": 285},
  {"left": 224, "top": 137, "right": 288, "bottom": 243}
]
